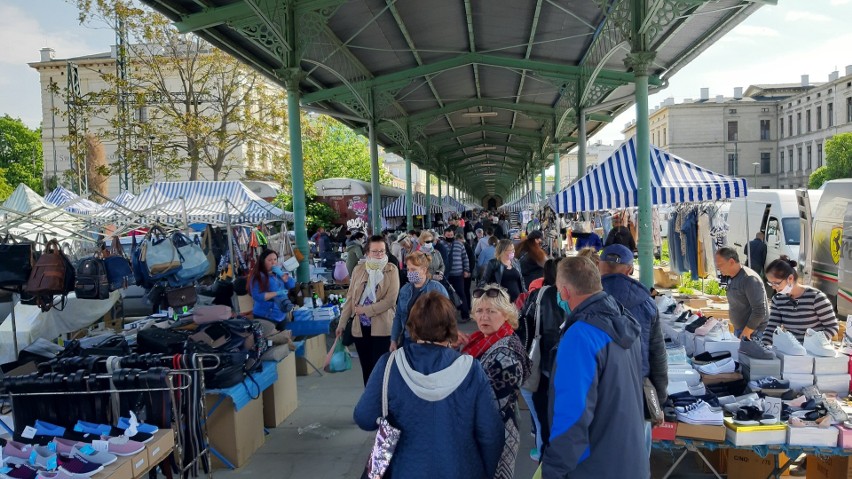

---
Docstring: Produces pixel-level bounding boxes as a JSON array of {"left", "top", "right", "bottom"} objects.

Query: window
[
  {"left": 806, "top": 110, "right": 812, "bottom": 132},
  {"left": 780, "top": 150, "right": 785, "bottom": 172},
  {"left": 828, "top": 103, "right": 834, "bottom": 127},
  {"left": 761, "top": 152, "right": 770, "bottom": 174},
  {"left": 727, "top": 121, "right": 738, "bottom": 141},
  {"left": 760, "top": 119, "right": 771, "bottom": 140},
  {"left": 797, "top": 147, "right": 803, "bottom": 171},
  {"left": 729, "top": 108, "right": 737, "bottom": 114},
  {"left": 807, "top": 145, "right": 812, "bottom": 170},
  {"left": 762, "top": 107, "right": 770, "bottom": 113},
  {"left": 780, "top": 120, "right": 784, "bottom": 138},
  {"left": 796, "top": 112, "right": 802, "bottom": 134},
  {"left": 847, "top": 97, "right": 852, "bottom": 122},
  {"left": 135, "top": 106, "right": 148, "bottom": 123},
  {"left": 788, "top": 115, "right": 793, "bottom": 135},
  {"left": 818, "top": 143, "right": 823, "bottom": 167},
  {"left": 728, "top": 153, "right": 738, "bottom": 175},
  {"left": 788, "top": 149, "right": 794, "bottom": 171},
  {"left": 817, "top": 106, "right": 822, "bottom": 129}
]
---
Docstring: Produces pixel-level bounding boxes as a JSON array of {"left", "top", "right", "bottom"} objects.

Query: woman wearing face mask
[
  {"left": 762, "top": 257, "right": 838, "bottom": 345},
  {"left": 418, "top": 231, "right": 445, "bottom": 280},
  {"left": 390, "top": 251, "right": 449, "bottom": 351},
  {"left": 480, "top": 239, "right": 526, "bottom": 302},
  {"left": 337, "top": 235, "right": 401, "bottom": 385}
]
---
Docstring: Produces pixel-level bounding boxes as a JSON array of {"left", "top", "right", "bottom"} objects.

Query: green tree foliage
[
  {"left": 0, "top": 115, "right": 44, "bottom": 195},
  {"left": 276, "top": 194, "right": 338, "bottom": 232},
  {"left": 810, "top": 132, "right": 852, "bottom": 188}
]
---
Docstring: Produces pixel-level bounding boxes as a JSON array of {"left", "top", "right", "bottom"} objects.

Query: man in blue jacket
[
  {"left": 599, "top": 244, "right": 668, "bottom": 458},
  {"left": 542, "top": 256, "right": 648, "bottom": 478}
]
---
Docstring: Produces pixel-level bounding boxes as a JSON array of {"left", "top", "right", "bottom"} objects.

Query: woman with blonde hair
[
  {"left": 480, "top": 239, "right": 525, "bottom": 302},
  {"left": 577, "top": 246, "right": 600, "bottom": 266},
  {"left": 462, "top": 284, "right": 531, "bottom": 479},
  {"left": 418, "top": 230, "right": 445, "bottom": 279},
  {"left": 390, "top": 251, "right": 449, "bottom": 351}
]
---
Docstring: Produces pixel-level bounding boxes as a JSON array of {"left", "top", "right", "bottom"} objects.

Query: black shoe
[{"left": 685, "top": 316, "right": 709, "bottom": 333}]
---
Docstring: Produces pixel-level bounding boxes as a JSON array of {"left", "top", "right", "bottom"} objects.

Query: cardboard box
[
  {"left": 130, "top": 448, "right": 149, "bottom": 478},
  {"left": 146, "top": 429, "right": 175, "bottom": 467},
  {"left": 205, "top": 394, "right": 266, "bottom": 469},
  {"left": 675, "top": 423, "right": 726, "bottom": 442},
  {"left": 653, "top": 266, "right": 680, "bottom": 289},
  {"left": 296, "top": 334, "right": 327, "bottom": 376},
  {"left": 688, "top": 297, "right": 710, "bottom": 309},
  {"left": 727, "top": 450, "right": 787, "bottom": 479},
  {"left": 263, "top": 352, "right": 298, "bottom": 427},
  {"left": 814, "top": 355, "right": 850, "bottom": 375},
  {"left": 695, "top": 449, "right": 727, "bottom": 475},
  {"left": 787, "top": 425, "right": 839, "bottom": 447},
  {"left": 816, "top": 374, "right": 851, "bottom": 396},
  {"left": 807, "top": 454, "right": 852, "bottom": 479},
  {"left": 838, "top": 425, "right": 852, "bottom": 449},
  {"left": 724, "top": 418, "right": 787, "bottom": 446},
  {"left": 783, "top": 373, "right": 816, "bottom": 391},
  {"left": 100, "top": 457, "right": 133, "bottom": 479},
  {"left": 651, "top": 421, "right": 677, "bottom": 441},
  {"left": 703, "top": 338, "right": 741, "bottom": 361}
]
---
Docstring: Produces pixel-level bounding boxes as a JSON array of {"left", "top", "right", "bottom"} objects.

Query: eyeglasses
[
  {"left": 424, "top": 240, "right": 433, "bottom": 244},
  {"left": 472, "top": 286, "right": 508, "bottom": 299},
  {"left": 766, "top": 279, "right": 785, "bottom": 287},
  {"left": 369, "top": 250, "right": 386, "bottom": 256}
]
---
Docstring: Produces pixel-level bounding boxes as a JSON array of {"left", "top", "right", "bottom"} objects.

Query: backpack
[
  {"left": 25, "top": 239, "right": 75, "bottom": 311},
  {"left": 75, "top": 257, "right": 110, "bottom": 300}
]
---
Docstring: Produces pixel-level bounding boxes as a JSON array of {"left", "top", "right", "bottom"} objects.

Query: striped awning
[
  {"left": 413, "top": 192, "right": 444, "bottom": 214},
  {"left": 502, "top": 191, "right": 543, "bottom": 212},
  {"left": 549, "top": 137, "right": 748, "bottom": 213},
  {"left": 442, "top": 195, "right": 466, "bottom": 213},
  {"left": 44, "top": 186, "right": 104, "bottom": 214},
  {"left": 111, "top": 191, "right": 136, "bottom": 206},
  {"left": 94, "top": 181, "right": 293, "bottom": 224},
  {"left": 382, "top": 195, "right": 427, "bottom": 217}
]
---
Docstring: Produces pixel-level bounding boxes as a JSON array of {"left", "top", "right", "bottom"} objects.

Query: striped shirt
[
  {"left": 446, "top": 241, "right": 470, "bottom": 276},
  {"left": 762, "top": 286, "right": 838, "bottom": 343}
]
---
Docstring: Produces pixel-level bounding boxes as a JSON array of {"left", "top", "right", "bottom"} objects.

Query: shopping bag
[
  {"left": 323, "top": 336, "right": 352, "bottom": 373},
  {"left": 0, "top": 235, "right": 33, "bottom": 288},
  {"left": 141, "top": 225, "right": 182, "bottom": 279},
  {"left": 365, "top": 350, "right": 401, "bottom": 478}
]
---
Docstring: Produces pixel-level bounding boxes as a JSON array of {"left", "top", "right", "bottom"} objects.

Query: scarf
[
  {"left": 359, "top": 256, "right": 388, "bottom": 305},
  {"left": 462, "top": 321, "right": 515, "bottom": 359}
]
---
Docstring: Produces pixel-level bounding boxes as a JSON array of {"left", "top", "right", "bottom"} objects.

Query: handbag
[
  {"left": 440, "top": 279, "right": 463, "bottom": 308},
  {"left": 140, "top": 225, "right": 182, "bottom": 279},
  {"left": 103, "top": 236, "right": 134, "bottom": 291},
  {"left": 644, "top": 377, "right": 664, "bottom": 424},
  {"left": 201, "top": 225, "right": 217, "bottom": 277},
  {"left": 341, "top": 316, "right": 355, "bottom": 347},
  {"left": 0, "top": 235, "right": 33, "bottom": 288},
  {"left": 171, "top": 231, "right": 210, "bottom": 285},
  {"left": 522, "top": 286, "right": 547, "bottom": 391},
  {"left": 365, "top": 350, "right": 401, "bottom": 478},
  {"left": 323, "top": 336, "right": 352, "bottom": 373},
  {"left": 166, "top": 284, "right": 197, "bottom": 309}
]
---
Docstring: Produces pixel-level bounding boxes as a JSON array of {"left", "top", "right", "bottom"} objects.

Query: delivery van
[
  {"left": 726, "top": 190, "right": 805, "bottom": 271},
  {"left": 797, "top": 179, "right": 852, "bottom": 317}
]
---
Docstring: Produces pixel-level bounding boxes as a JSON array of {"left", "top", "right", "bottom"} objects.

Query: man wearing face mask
[
  {"left": 714, "top": 247, "right": 768, "bottom": 339},
  {"left": 345, "top": 232, "right": 366, "bottom": 278},
  {"left": 542, "top": 257, "right": 648, "bottom": 479}
]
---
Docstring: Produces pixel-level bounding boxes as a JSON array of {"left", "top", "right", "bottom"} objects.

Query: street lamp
[
  {"left": 752, "top": 161, "right": 760, "bottom": 189},
  {"left": 147, "top": 135, "right": 155, "bottom": 183}
]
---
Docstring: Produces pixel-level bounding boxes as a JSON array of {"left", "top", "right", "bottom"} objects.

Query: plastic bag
[{"left": 323, "top": 336, "right": 352, "bottom": 373}]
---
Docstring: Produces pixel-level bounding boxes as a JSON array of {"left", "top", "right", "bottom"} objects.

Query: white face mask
[{"left": 780, "top": 281, "right": 793, "bottom": 295}]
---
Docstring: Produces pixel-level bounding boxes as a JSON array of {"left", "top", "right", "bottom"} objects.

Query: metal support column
[
  {"left": 578, "top": 108, "right": 587, "bottom": 177},
  {"left": 540, "top": 167, "right": 546, "bottom": 199},
  {"left": 425, "top": 171, "right": 432, "bottom": 228},
  {"left": 287, "top": 87, "right": 309, "bottom": 283},
  {"left": 553, "top": 145, "right": 561, "bottom": 192},
  {"left": 368, "top": 121, "right": 381, "bottom": 235},
  {"left": 405, "top": 152, "right": 413, "bottom": 231}
]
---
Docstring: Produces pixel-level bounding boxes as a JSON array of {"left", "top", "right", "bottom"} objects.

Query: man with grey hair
[
  {"left": 542, "top": 257, "right": 648, "bottom": 478},
  {"left": 714, "top": 246, "right": 768, "bottom": 339}
]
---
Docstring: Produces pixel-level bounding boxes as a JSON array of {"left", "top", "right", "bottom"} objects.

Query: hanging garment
[
  {"left": 680, "top": 210, "right": 699, "bottom": 279},
  {"left": 698, "top": 212, "right": 716, "bottom": 279}
]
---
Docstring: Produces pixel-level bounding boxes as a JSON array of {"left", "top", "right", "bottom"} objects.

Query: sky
[{"left": 2, "top": 0, "right": 851, "bottom": 148}]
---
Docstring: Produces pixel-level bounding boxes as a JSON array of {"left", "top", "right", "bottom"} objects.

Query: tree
[
  {"left": 0, "top": 115, "right": 44, "bottom": 194},
  {"left": 72, "top": 0, "right": 288, "bottom": 183},
  {"left": 810, "top": 132, "right": 852, "bottom": 188},
  {"left": 276, "top": 194, "right": 338, "bottom": 232}
]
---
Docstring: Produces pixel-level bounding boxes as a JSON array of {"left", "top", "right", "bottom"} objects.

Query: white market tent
[
  {"left": 44, "top": 186, "right": 104, "bottom": 215},
  {"left": 549, "top": 137, "right": 748, "bottom": 213},
  {"left": 0, "top": 184, "right": 95, "bottom": 243},
  {"left": 442, "top": 195, "right": 467, "bottom": 213}
]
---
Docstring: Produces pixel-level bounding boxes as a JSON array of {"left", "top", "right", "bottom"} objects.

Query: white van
[
  {"left": 797, "top": 179, "right": 852, "bottom": 317},
  {"left": 726, "top": 190, "right": 805, "bottom": 270}
]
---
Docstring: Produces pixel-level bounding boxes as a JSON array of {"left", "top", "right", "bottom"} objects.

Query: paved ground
[{"left": 211, "top": 325, "right": 769, "bottom": 478}]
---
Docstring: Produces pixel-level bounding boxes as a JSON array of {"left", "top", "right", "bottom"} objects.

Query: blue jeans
[
  {"left": 521, "top": 388, "right": 543, "bottom": 453},
  {"left": 644, "top": 421, "right": 652, "bottom": 458}
]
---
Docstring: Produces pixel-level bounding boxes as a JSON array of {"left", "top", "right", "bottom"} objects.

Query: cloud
[
  {"left": 731, "top": 25, "right": 781, "bottom": 38},
  {"left": 830, "top": 0, "right": 850, "bottom": 5},
  {"left": 0, "top": 4, "right": 92, "bottom": 65},
  {"left": 784, "top": 10, "right": 832, "bottom": 22}
]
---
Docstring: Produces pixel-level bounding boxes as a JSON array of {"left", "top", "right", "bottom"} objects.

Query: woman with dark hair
[
  {"left": 480, "top": 239, "right": 526, "bottom": 302},
  {"left": 337, "top": 235, "right": 400, "bottom": 385},
  {"left": 354, "top": 292, "right": 504, "bottom": 479},
  {"left": 515, "top": 230, "right": 547, "bottom": 286},
  {"left": 249, "top": 249, "right": 297, "bottom": 336},
  {"left": 762, "top": 257, "right": 838, "bottom": 344}
]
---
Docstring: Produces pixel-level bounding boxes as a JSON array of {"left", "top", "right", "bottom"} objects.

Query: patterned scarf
[{"left": 462, "top": 321, "right": 515, "bottom": 359}]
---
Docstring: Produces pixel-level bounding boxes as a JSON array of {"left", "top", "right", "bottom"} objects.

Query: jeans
[
  {"left": 644, "top": 421, "right": 652, "bottom": 458},
  {"left": 521, "top": 388, "right": 543, "bottom": 453}
]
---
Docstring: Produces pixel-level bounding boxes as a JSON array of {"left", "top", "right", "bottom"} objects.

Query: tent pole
[
  {"left": 180, "top": 196, "right": 189, "bottom": 233},
  {"left": 11, "top": 292, "right": 19, "bottom": 358}
]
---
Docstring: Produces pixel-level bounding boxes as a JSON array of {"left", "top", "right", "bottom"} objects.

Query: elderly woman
[
  {"left": 462, "top": 285, "right": 531, "bottom": 479},
  {"left": 354, "top": 292, "right": 505, "bottom": 479},
  {"left": 480, "top": 239, "right": 526, "bottom": 302},
  {"left": 390, "top": 251, "right": 449, "bottom": 351},
  {"left": 337, "top": 235, "right": 400, "bottom": 386},
  {"left": 418, "top": 231, "right": 445, "bottom": 279}
]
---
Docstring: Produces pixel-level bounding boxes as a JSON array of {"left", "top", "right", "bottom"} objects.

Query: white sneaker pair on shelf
[
  {"left": 695, "top": 357, "right": 736, "bottom": 375},
  {"left": 773, "top": 328, "right": 807, "bottom": 356},
  {"left": 774, "top": 328, "right": 836, "bottom": 357},
  {"left": 675, "top": 400, "right": 724, "bottom": 425}
]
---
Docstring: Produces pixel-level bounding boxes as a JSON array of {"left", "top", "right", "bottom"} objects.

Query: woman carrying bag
[
  {"left": 390, "top": 251, "right": 448, "bottom": 352},
  {"left": 337, "top": 235, "right": 400, "bottom": 386}
]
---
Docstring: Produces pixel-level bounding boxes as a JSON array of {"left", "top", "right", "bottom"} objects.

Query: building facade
[
  {"left": 559, "top": 141, "right": 616, "bottom": 185},
  {"left": 623, "top": 66, "right": 852, "bottom": 190}
]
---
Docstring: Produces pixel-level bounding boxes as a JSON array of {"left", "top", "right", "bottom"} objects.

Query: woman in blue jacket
[
  {"left": 390, "top": 251, "right": 448, "bottom": 351},
  {"left": 355, "top": 292, "right": 504, "bottom": 479},
  {"left": 250, "top": 249, "right": 297, "bottom": 331}
]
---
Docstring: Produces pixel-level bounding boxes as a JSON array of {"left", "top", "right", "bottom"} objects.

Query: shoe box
[
  {"left": 806, "top": 454, "right": 852, "bottom": 479},
  {"left": 651, "top": 421, "right": 677, "bottom": 441},
  {"left": 782, "top": 373, "right": 815, "bottom": 391},
  {"left": 816, "top": 374, "right": 851, "bottom": 396},
  {"left": 838, "top": 425, "right": 852, "bottom": 449},
  {"left": 146, "top": 429, "right": 175, "bottom": 469},
  {"left": 99, "top": 457, "right": 134, "bottom": 479},
  {"left": 694, "top": 337, "right": 740, "bottom": 361},
  {"left": 263, "top": 352, "right": 299, "bottom": 428},
  {"left": 786, "top": 425, "right": 839, "bottom": 447},
  {"left": 130, "top": 447, "right": 149, "bottom": 479},
  {"left": 700, "top": 372, "right": 744, "bottom": 386},
  {"left": 724, "top": 418, "right": 786, "bottom": 447},
  {"left": 739, "top": 355, "right": 782, "bottom": 381},
  {"left": 775, "top": 349, "right": 815, "bottom": 374},
  {"left": 675, "top": 423, "right": 726, "bottom": 442},
  {"left": 814, "top": 355, "right": 850, "bottom": 375},
  {"left": 726, "top": 450, "right": 788, "bottom": 479}
]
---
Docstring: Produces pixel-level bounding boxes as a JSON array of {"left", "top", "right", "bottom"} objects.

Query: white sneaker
[
  {"left": 696, "top": 357, "right": 736, "bottom": 375},
  {"left": 803, "top": 328, "right": 836, "bottom": 357},
  {"left": 689, "top": 383, "right": 707, "bottom": 396},
  {"left": 773, "top": 329, "right": 807, "bottom": 356},
  {"left": 675, "top": 400, "right": 724, "bottom": 425}
]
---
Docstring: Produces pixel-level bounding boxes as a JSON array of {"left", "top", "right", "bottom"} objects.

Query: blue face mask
[{"left": 557, "top": 291, "right": 571, "bottom": 314}]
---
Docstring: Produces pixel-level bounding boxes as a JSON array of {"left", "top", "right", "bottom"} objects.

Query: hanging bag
[
  {"left": 522, "top": 286, "right": 548, "bottom": 391},
  {"left": 104, "top": 236, "right": 134, "bottom": 291},
  {"left": 166, "top": 284, "right": 197, "bottom": 310},
  {"left": 140, "top": 225, "right": 182, "bottom": 279},
  {"left": 171, "top": 231, "right": 210, "bottom": 286},
  {"left": 201, "top": 225, "right": 218, "bottom": 277},
  {"left": 25, "top": 239, "right": 75, "bottom": 312},
  {"left": 74, "top": 255, "right": 110, "bottom": 300},
  {"left": 0, "top": 234, "right": 33, "bottom": 288},
  {"left": 323, "top": 336, "right": 352, "bottom": 373},
  {"left": 365, "top": 350, "right": 402, "bottom": 478}
]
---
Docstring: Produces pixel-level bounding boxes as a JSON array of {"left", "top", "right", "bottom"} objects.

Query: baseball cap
[{"left": 601, "top": 244, "right": 634, "bottom": 265}]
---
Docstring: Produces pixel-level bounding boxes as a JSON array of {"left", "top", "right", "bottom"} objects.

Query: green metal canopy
[{"left": 140, "top": 0, "right": 768, "bottom": 198}]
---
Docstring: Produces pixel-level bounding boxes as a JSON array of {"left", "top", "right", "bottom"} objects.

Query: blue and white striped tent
[
  {"left": 549, "top": 137, "right": 748, "bottom": 213},
  {"left": 502, "top": 191, "right": 543, "bottom": 213},
  {"left": 44, "top": 186, "right": 104, "bottom": 215},
  {"left": 111, "top": 191, "right": 136, "bottom": 207},
  {"left": 382, "top": 195, "right": 427, "bottom": 217},
  {"left": 413, "top": 192, "right": 444, "bottom": 214},
  {"left": 94, "top": 181, "right": 292, "bottom": 225},
  {"left": 442, "top": 195, "right": 466, "bottom": 213}
]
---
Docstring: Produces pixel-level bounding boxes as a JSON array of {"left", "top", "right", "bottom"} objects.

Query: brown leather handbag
[{"left": 166, "top": 285, "right": 197, "bottom": 309}]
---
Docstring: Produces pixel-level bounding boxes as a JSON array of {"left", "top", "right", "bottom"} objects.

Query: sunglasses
[
  {"left": 472, "top": 286, "right": 508, "bottom": 299},
  {"left": 423, "top": 240, "right": 433, "bottom": 244}
]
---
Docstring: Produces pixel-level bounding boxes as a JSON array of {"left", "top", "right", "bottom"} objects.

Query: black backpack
[{"left": 75, "top": 257, "right": 110, "bottom": 300}]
